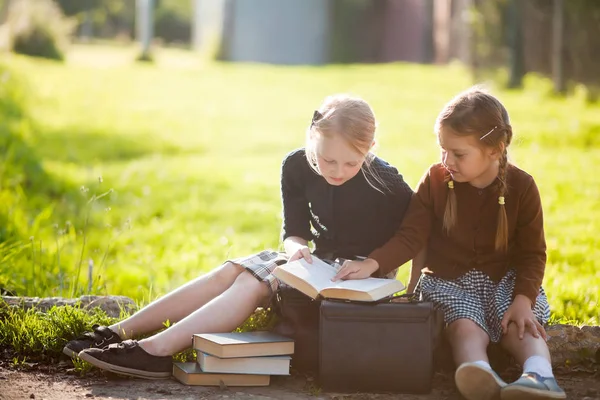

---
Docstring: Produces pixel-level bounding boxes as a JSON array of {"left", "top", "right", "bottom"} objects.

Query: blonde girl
[{"left": 65, "top": 94, "right": 413, "bottom": 379}]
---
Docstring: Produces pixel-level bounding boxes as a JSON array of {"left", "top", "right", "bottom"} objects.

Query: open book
[{"left": 272, "top": 256, "right": 404, "bottom": 302}]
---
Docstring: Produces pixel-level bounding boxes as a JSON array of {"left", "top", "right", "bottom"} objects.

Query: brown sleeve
[
  {"left": 368, "top": 169, "right": 434, "bottom": 277},
  {"left": 512, "top": 178, "right": 547, "bottom": 306}
]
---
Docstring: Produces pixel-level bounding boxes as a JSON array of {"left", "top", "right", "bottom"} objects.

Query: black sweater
[{"left": 280, "top": 149, "right": 413, "bottom": 261}]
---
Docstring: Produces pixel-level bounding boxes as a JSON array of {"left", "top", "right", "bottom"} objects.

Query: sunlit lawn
[{"left": 1, "top": 43, "right": 598, "bottom": 323}]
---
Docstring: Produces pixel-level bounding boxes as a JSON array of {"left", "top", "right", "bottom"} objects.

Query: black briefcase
[
  {"left": 272, "top": 286, "right": 321, "bottom": 373},
  {"left": 319, "top": 298, "right": 443, "bottom": 393}
]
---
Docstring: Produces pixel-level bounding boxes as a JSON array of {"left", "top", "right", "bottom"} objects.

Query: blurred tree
[
  {"left": 154, "top": 0, "right": 192, "bottom": 44},
  {"left": 55, "top": 0, "right": 103, "bottom": 16},
  {"left": 330, "top": 0, "right": 386, "bottom": 64},
  {"left": 552, "top": 0, "right": 565, "bottom": 94},
  {"left": 471, "top": 0, "right": 600, "bottom": 99},
  {"left": 136, "top": 0, "right": 154, "bottom": 61},
  {"left": 563, "top": 0, "right": 600, "bottom": 101},
  {"left": 506, "top": 0, "right": 524, "bottom": 88},
  {"left": 469, "top": 0, "right": 508, "bottom": 75},
  {"left": 54, "top": 0, "right": 191, "bottom": 44},
  {"left": 54, "top": 0, "right": 134, "bottom": 40}
]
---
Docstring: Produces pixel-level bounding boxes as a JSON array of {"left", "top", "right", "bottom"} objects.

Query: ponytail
[
  {"left": 443, "top": 178, "right": 457, "bottom": 235},
  {"left": 495, "top": 149, "right": 509, "bottom": 251}
]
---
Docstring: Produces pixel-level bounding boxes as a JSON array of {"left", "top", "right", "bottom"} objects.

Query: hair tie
[
  {"left": 498, "top": 196, "right": 505, "bottom": 205},
  {"left": 310, "top": 110, "right": 323, "bottom": 128},
  {"left": 448, "top": 181, "right": 454, "bottom": 189}
]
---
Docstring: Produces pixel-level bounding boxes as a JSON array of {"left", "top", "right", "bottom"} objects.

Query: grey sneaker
[
  {"left": 455, "top": 362, "right": 507, "bottom": 400},
  {"left": 63, "top": 325, "right": 122, "bottom": 357},
  {"left": 501, "top": 372, "right": 566, "bottom": 400},
  {"left": 78, "top": 340, "right": 172, "bottom": 379}
]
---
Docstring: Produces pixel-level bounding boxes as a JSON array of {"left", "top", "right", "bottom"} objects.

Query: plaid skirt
[
  {"left": 415, "top": 268, "right": 550, "bottom": 343},
  {"left": 228, "top": 250, "right": 289, "bottom": 299}
]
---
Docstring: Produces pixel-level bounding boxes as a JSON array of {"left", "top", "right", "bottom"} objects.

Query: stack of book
[{"left": 173, "top": 331, "right": 294, "bottom": 387}]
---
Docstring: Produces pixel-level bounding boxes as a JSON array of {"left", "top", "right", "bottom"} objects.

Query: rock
[
  {"left": 82, "top": 295, "right": 137, "bottom": 318},
  {"left": 586, "top": 388, "right": 598, "bottom": 396},
  {"left": 1, "top": 295, "right": 137, "bottom": 318},
  {"left": 546, "top": 324, "right": 600, "bottom": 366}
]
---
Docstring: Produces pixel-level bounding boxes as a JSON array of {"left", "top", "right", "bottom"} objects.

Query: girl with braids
[
  {"left": 333, "top": 88, "right": 565, "bottom": 400},
  {"left": 64, "top": 94, "right": 413, "bottom": 379}
]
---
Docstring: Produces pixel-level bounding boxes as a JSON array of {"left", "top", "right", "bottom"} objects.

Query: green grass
[
  {"left": 0, "top": 298, "right": 274, "bottom": 368},
  {"left": 0, "top": 43, "right": 598, "bottom": 325},
  {"left": 0, "top": 300, "right": 118, "bottom": 362}
]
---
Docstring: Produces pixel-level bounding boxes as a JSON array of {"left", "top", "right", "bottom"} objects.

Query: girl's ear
[
  {"left": 370, "top": 139, "right": 376, "bottom": 150},
  {"left": 489, "top": 142, "right": 505, "bottom": 160}
]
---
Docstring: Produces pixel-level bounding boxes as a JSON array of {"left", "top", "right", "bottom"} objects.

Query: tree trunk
[
  {"left": 552, "top": 0, "right": 566, "bottom": 94},
  {"left": 136, "top": 0, "right": 154, "bottom": 61},
  {"left": 507, "top": 0, "right": 524, "bottom": 88}
]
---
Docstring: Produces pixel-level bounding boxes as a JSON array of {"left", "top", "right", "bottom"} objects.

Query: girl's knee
[
  {"left": 447, "top": 318, "right": 486, "bottom": 340},
  {"left": 503, "top": 320, "right": 540, "bottom": 340},
  {"left": 221, "top": 261, "right": 244, "bottom": 274},
  {"left": 234, "top": 271, "right": 270, "bottom": 297},
  {"left": 215, "top": 261, "right": 244, "bottom": 281}
]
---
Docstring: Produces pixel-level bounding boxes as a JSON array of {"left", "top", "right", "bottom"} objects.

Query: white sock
[
  {"left": 472, "top": 360, "right": 492, "bottom": 370},
  {"left": 523, "top": 355, "right": 553, "bottom": 378}
]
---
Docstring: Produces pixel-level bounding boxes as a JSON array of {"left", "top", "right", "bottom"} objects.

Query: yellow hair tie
[
  {"left": 498, "top": 196, "right": 505, "bottom": 205},
  {"left": 448, "top": 181, "right": 454, "bottom": 189}
]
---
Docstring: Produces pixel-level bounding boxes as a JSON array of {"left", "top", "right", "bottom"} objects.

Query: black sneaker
[
  {"left": 63, "top": 325, "right": 122, "bottom": 357},
  {"left": 78, "top": 340, "right": 172, "bottom": 379}
]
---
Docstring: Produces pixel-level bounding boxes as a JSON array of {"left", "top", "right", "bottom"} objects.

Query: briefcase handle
[{"left": 387, "top": 292, "right": 419, "bottom": 303}]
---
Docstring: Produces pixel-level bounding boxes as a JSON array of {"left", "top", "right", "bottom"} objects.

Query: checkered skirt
[
  {"left": 228, "top": 250, "right": 289, "bottom": 295},
  {"left": 415, "top": 268, "right": 550, "bottom": 343}
]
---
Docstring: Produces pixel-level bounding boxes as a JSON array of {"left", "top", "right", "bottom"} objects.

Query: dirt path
[{"left": 1, "top": 366, "right": 599, "bottom": 400}]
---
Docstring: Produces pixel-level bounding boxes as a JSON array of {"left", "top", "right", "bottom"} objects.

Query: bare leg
[
  {"left": 109, "top": 262, "right": 245, "bottom": 339},
  {"left": 450, "top": 319, "right": 505, "bottom": 400},
  {"left": 138, "top": 271, "right": 271, "bottom": 356},
  {"left": 447, "top": 318, "right": 490, "bottom": 365},
  {"left": 500, "top": 322, "right": 551, "bottom": 365},
  {"left": 501, "top": 323, "right": 565, "bottom": 398}
]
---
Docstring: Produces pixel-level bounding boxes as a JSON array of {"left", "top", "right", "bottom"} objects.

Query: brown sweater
[{"left": 369, "top": 163, "right": 546, "bottom": 305}]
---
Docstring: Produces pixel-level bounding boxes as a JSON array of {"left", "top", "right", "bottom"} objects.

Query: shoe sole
[
  {"left": 502, "top": 385, "right": 567, "bottom": 400},
  {"left": 455, "top": 363, "right": 506, "bottom": 400},
  {"left": 78, "top": 351, "right": 171, "bottom": 380},
  {"left": 63, "top": 347, "right": 78, "bottom": 358}
]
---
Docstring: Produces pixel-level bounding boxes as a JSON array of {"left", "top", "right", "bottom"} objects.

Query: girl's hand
[
  {"left": 501, "top": 294, "right": 547, "bottom": 340},
  {"left": 332, "top": 259, "right": 379, "bottom": 281},
  {"left": 287, "top": 246, "right": 313, "bottom": 263}
]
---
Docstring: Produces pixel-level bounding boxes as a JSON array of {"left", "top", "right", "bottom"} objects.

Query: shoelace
[
  {"left": 109, "top": 340, "right": 137, "bottom": 352},
  {"left": 76, "top": 325, "right": 115, "bottom": 345}
]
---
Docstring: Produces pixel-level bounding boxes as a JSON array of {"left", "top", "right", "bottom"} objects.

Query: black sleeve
[{"left": 280, "top": 150, "right": 313, "bottom": 242}]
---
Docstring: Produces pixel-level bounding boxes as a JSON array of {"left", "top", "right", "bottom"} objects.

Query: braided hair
[{"left": 437, "top": 87, "right": 513, "bottom": 252}]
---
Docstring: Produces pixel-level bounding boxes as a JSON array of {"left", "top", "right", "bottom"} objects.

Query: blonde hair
[
  {"left": 305, "top": 94, "right": 390, "bottom": 193},
  {"left": 437, "top": 87, "right": 513, "bottom": 252}
]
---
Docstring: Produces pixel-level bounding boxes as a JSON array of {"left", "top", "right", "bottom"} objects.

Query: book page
[
  {"left": 274, "top": 256, "right": 404, "bottom": 298},
  {"left": 325, "top": 276, "right": 402, "bottom": 292},
  {"left": 274, "top": 257, "right": 339, "bottom": 293}
]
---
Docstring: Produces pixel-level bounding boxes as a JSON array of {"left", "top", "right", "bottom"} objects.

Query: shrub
[{"left": 3, "top": 0, "right": 75, "bottom": 61}]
